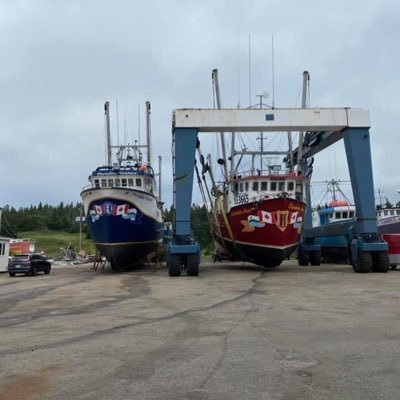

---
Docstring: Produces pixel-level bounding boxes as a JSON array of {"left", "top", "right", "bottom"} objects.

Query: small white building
[{"left": 0, "top": 236, "right": 10, "bottom": 272}]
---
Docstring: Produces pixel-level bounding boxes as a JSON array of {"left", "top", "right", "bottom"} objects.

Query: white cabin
[
  {"left": 226, "top": 172, "right": 306, "bottom": 211},
  {"left": 377, "top": 208, "right": 400, "bottom": 218}
]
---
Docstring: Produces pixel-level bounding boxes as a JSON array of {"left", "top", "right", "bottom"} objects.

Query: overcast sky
[{"left": 1, "top": 0, "right": 399, "bottom": 209}]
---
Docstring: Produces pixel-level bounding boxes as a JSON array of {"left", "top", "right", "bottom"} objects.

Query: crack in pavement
[
  {"left": 0, "top": 276, "right": 150, "bottom": 328},
  {"left": 0, "top": 270, "right": 267, "bottom": 356}
]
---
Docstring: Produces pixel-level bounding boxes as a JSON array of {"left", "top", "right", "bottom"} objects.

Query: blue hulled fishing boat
[{"left": 80, "top": 101, "right": 163, "bottom": 270}]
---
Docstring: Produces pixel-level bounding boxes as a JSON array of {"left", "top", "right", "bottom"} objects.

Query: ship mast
[
  {"left": 297, "top": 71, "right": 309, "bottom": 173},
  {"left": 158, "top": 155, "right": 162, "bottom": 200},
  {"left": 104, "top": 101, "right": 112, "bottom": 166},
  {"left": 212, "top": 69, "right": 228, "bottom": 181},
  {"left": 145, "top": 101, "right": 152, "bottom": 166}
]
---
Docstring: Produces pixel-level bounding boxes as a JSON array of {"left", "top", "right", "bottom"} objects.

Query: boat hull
[
  {"left": 382, "top": 233, "right": 400, "bottom": 266},
  {"left": 212, "top": 198, "right": 306, "bottom": 267},
  {"left": 81, "top": 188, "right": 163, "bottom": 268}
]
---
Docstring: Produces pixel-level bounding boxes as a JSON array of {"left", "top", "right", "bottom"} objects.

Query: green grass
[{"left": 19, "top": 231, "right": 96, "bottom": 257}]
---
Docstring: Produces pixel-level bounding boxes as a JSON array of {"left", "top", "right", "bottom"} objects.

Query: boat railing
[
  {"left": 249, "top": 192, "right": 306, "bottom": 203},
  {"left": 80, "top": 183, "right": 154, "bottom": 195},
  {"left": 228, "top": 169, "right": 297, "bottom": 180}
]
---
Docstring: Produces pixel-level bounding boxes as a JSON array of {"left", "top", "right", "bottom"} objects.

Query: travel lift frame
[{"left": 168, "top": 107, "right": 388, "bottom": 276}]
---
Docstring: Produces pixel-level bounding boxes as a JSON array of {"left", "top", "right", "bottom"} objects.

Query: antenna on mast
[
  {"left": 272, "top": 35, "right": 275, "bottom": 108},
  {"left": 248, "top": 34, "right": 252, "bottom": 107},
  {"left": 137, "top": 105, "right": 141, "bottom": 147},
  {"left": 237, "top": 38, "right": 241, "bottom": 108},
  {"left": 116, "top": 99, "right": 120, "bottom": 148},
  {"left": 124, "top": 108, "right": 127, "bottom": 145}
]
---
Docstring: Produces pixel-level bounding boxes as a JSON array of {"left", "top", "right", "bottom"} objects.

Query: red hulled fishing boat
[
  {"left": 211, "top": 171, "right": 307, "bottom": 267},
  {"left": 199, "top": 69, "right": 310, "bottom": 268}
]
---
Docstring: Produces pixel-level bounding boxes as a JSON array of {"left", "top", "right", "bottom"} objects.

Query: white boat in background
[{"left": 377, "top": 207, "right": 400, "bottom": 269}]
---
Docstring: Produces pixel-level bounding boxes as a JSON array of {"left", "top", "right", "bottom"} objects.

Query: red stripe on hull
[
  {"left": 383, "top": 234, "right": 400, "bottom": 266},
  {"left": 383, "top": 234, "right": 400, "bottom": 254}
]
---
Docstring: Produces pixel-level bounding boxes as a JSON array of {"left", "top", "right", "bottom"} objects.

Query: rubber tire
[
  {"left": 298, "top": 250, "right": 309, "bottom": 266},
  {"left": 44, "top": 267, "right": 51, "bottom": 275},
  {"left": 371, "top": 252, "right": 389, "bottom": 273},
  {"left": 186, "top": 254, "right": 199, "bottom": 276},
  {"left": 9, "top": 272, "right": 15, "bottom": 277},
  {"left": 31, "top": 266, "right": 38, "bottom": 276},
  {"left": 352, "top": 251, "right": 373, "bottom": 273},
  {"left": 310, "top": 251, "right": 321, "bottom": 266},
  {"left": 391, "top": 264, "right": 398, "bottom": 270},
  {"left": 168, "top": 255, "right": 181, "bottom": 277}
]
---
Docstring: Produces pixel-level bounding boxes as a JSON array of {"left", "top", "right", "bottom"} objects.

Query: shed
[{"left": 0, "top": 236, "right": 10, "bottom": 272}]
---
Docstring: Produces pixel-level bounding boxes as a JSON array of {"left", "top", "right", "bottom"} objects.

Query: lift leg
[
  {"left": 298, "top": 163, "right": 321, "bottom": 266},
  {"left": 344, "top": 128, "right": 388, "bottom": 272},
  {"left": 168, "top": 128, "right": 200, "bottom": 276}
]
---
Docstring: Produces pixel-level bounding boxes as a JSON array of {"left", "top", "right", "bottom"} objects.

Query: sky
[{"left": 1, "top": 0, "right": 399, "bottom": 209}]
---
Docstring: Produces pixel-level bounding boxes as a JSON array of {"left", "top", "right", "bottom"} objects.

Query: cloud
[{"left": 0, "top": 0, "right": 399, "bottom": 210}]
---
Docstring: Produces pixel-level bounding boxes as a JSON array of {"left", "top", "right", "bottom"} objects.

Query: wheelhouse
[
  {"left": 377, "top": 209, "right": 400, "bottom": 217},
  {"left": 226, "top": 172, "right": 307, "bottom": 209},
  {"left": 86, "top": 164, "right": 156, "bottom": 195}
]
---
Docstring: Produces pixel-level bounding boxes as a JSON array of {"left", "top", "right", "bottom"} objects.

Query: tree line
[{"left": 0, "top": 202, "right": 84, "bottom": 237}]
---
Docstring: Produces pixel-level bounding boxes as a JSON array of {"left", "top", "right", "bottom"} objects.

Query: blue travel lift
[
  {"left": 298, "top": 126, "right": 388, "bottom": 272},
  {"left": 167, "top": 107, "right": 388, "bottom": 276}
]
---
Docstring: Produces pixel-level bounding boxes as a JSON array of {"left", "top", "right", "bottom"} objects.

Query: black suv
[{"left": 8, "top": 254, "right": 51, "bottom": 277}]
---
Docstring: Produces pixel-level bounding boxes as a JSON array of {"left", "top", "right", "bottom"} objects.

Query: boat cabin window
[
  {"left": 108, "top": 179, "right": 113, "bottom": 187},
  {"left": 144, "top": 178, "right": 152, "bottom": 191},
  {"left": 335, "top": 212, "right": 341, "bottom": 219},
  {"left": 94, "top": 179, "right": 100, "bottom": 188},
  {"left": 101, "top": 179, "right": 107, "bottom": 187},
  {"left": 296, "top": 183, "right": 303, "bottom": 199},
  {"left": 121, "top": 179, "right": 127, "bottom": 187},
  {"left": 278, "top": 182, "right": 285, "bottom": 191},
  {"left": 115, "top": 179, "right": 120, "bottom": 187},
  {"left": 270, "top": 182, "right": 277, "bottom": 191},
  {"left": 384, "top": 211, "right": 388, "bottom": 216},
  {"left": 252, "top": 181, "right": 259, "bottom": 191},
  {"left": 329, "top": 213, "right": 333, "bottom": 219},
  {"left": 136, "top": 178, "right": 142, "bottom": 187},
  {"left": 342, "top": 211, "right": 348, "bottom": 219},
  {"left": 261, "top": 181, "right": 268, "bottom": 191},
  {"left": 128, "top": 178, "right": 134, "bottom": 187},
  {"left": 231, "top": 183, "right": 238, "bottom": 193},
  {"left": 239, "top": 182, "right": 244, "bottom": 192},
  {"left": 397, "top": 210, "right": 400, "bottom": 215},
  {"left": 287, "top": 181, "right": 294, "bottom": 191},
  {"left": 390, "top": 210, "right": 395, "bottom": 215},
  {"left": 245, "top": 182, "right": 249, "bottom": 191},
  {"left": 349, "top": 211, "right": 355, "bottom": 218}
]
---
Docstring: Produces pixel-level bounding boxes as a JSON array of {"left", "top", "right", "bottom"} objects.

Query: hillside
[{"left": 17, "top": 231, "right": 96, "bottom": 258}]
